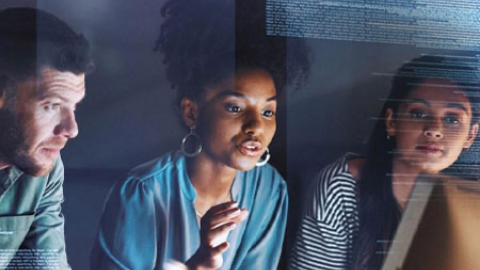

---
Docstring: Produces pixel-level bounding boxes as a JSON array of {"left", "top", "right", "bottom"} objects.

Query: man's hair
[{"left": 0, "top": 8, "right": 93, "bottom": 86}]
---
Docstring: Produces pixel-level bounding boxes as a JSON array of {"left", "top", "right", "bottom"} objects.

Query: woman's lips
[
  {"left": 415, "top": 145, "right": 443, "bottom": 154},
  {"left": 238, "top": 141, "right": 263, "bottom": 156}
]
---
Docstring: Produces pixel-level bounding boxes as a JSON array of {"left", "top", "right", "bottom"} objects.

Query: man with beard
[{"left": 0, "top": 8, "right": 92, "bottom": 268}]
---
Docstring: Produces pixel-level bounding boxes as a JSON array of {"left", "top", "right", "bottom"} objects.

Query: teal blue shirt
[
  {"left": 91, "top": 151, "right": 288, "bottom": 270},
  {"left": 0, "top": 157, "right": 69, "bottom": 269}
]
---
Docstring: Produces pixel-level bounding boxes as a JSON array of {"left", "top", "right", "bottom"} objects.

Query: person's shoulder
[
  {"left": 110, "top": 151, "right": 185, "bottom": 201},
  {"left": 127, "top": 151, "right": 181, "bottom": 182},
  {"left": 311, "top": 153, "right": 361, "bottom": 203},
  {"left": 307, "top": 153, "right": 360, "bottom": 221},
  {"left": 316, "top": 153, "right": 358, "bottom": 186},
  {"left": 346, "top": 154, "right": 366, "bottom": 181}
]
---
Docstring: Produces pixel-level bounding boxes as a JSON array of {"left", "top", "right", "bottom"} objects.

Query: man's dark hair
[{"left": 0, "top": 8, "right": 93, "bottom": 87}]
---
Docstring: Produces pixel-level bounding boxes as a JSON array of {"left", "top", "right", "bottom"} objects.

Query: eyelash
[
  {"left": 263, "top": 110, "right": 275, "bottom": 118},
  {"left": 444, "top": 115, "right": 460, "bottom": 124},
  {"left": 226, "top": 104, "right": 242, "bottom": 113},
  {"left": 409, "top": 110, "right": 460, "bottom": 125},
  {"left": 409, "top": 110, "right": 427, "bottom": 119},
  {"left": 44, "top": 103, "right": 61, "bottom": 112},
  {"left": 225, "top": 104, "right": 275, "bottom": 118}
]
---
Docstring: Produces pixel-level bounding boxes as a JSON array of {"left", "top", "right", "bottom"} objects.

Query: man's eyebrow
[
  {"left": 38, "top": 93, "right": 85, "bottom": 104},
  {"left": 37, "top": 93, "right": 64, "bottom": 101}
]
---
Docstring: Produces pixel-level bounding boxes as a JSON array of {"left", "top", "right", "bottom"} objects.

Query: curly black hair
[{"left": 155, "top": 0, "right": 310, "bottom": 108}]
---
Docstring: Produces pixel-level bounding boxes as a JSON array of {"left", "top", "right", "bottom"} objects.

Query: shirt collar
[{"left": 0, "top": 165, "right": 23, "bottom": 199}]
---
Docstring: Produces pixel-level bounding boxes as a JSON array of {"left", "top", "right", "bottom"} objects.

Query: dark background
[{"left": 2, "top": 0, "right": 476, "bottom": 269}]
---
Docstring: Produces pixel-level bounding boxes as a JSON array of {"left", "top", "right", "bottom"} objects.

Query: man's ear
[
  {"left": 464, "top": 122, "right": 479, "bottom": 149},
  {"left": 385, "top": 108, "right": 396, "bottom": 137},
  {"left": 181, "top": 97, "right": 198, "bottom": 129}
]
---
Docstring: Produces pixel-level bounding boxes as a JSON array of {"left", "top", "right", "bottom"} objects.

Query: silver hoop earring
[
  {"left": 181, "top": 128, "right": 202, "bottom": 157},
  {"left": 387, "top": 135, "right": 391, "bottom": 140},
  {"left": 256, "top": 148, "right": 271, "bottom": 167}
]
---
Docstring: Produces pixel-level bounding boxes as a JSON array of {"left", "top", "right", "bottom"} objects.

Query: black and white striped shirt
[{"left": 289, "top": 154, "right": 360, "bottom": 270}]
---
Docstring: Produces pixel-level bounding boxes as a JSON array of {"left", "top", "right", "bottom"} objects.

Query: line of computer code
[{"left": 266, "top": 0, "right": 480, "bottom": 51}]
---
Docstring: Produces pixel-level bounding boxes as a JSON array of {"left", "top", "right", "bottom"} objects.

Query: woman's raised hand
[{"left": 186, "top": 201, "right": 248, "bottom": 270}]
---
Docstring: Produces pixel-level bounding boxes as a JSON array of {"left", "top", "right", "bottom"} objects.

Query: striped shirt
[{"left": 289, "top": 154, "right": 360, "bottom": 270}]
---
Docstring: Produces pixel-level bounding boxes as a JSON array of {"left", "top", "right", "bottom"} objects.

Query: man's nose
[{"left": 54, "top": 108, "right": 79, "bottom": 139}]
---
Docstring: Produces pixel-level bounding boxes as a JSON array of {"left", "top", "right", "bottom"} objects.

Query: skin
[
  {"left": 182, "top": 68, "right": 277, "bottom": 269},
  {"left": 387, "top": 80, "right": 478, "bottom": 174},
  {"left": 0, "top": 67, "right": 85, "bottom": 176},
  {"left": 349, "top": 79, "right": 478, "bottom": 209}
]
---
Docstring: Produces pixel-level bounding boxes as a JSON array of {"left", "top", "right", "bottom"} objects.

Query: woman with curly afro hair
[{"left": 91, "top": 0, "right": 310, "bottom": 269}]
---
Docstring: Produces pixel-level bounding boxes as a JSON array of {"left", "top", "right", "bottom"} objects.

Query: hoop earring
[
  {"left": 181, "top": 128, "right": 202, "bottom": 157},
  {"left": 256, "top": 148, "right": 271, "bottom": 167}
]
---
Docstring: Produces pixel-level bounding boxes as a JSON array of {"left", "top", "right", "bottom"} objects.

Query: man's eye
[
  {"left": 226, "top": 104, "right": 242, "bottom": 113},
  {"left": 263, "top": 110, "right": 275, "bottom": 118},
  {"left": 44, "top": 103, "right": 60, "bottom": 111}
]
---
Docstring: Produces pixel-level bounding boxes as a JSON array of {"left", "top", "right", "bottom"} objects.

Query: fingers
[
  {"left": 206, "top": 222, "right": 237, "bottom": 247},
  {"left": 232, "top": 209, "right": 249, "bottom": 223},
  {"left": 200, "top": 203, "right": 249, "bottom": 250},
  {"left": 207, "top": 207, "right": 242, "bottom": 229},
  {"left": 209, "top": 208, "right": 249, "bottom": 228},
  {"left": 204, "top": 201, "right": 238, "bottom": 216},
  {"left": 211, "top": 242, "right": 229, "bottom": 256},
  {"left": 201, "top": 201, "right": 240, "bottom": 229},
  {"left": 187, "top": 242, "right": 229, "bottom": 270},
  {"left": 206, "top": 242, "right": 229, "bottom": 269}
]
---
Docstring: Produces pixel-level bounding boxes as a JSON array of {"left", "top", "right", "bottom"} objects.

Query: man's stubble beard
[{"left": 0, "top": 109, "right": 52, "bottom": 176}]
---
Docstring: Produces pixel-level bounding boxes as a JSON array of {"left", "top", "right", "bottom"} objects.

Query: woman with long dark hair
[
  {"left": 289, "top": 55, "right": 479, "bottom": 270},
  {"left": 91, "top": 0, "right": 309, "bottom": 269}
]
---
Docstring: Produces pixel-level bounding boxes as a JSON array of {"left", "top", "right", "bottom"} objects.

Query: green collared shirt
[{"left": 0, "top": 157, "right": 69, "bottom": 269}]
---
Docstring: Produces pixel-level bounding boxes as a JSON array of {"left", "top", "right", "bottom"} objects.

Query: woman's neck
[
  {"left": 186, "top": 152, "right": 237, "bottom": 200},
  {"left": 391, "top": 157, "right": 422, "bottom": 210}
]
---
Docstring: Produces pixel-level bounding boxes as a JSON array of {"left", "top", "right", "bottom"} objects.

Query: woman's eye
[
  {"left": 263, "top": 110, "right": 275, "bottom": 118},
  {"left": 225, "top": 104, "right": 242, "bottom": 113},
  {"left": 444, "top": 115, "right": 460, "bottom": 124},
  {"left": 409, "top": 110, "right": 427, "bottom": 119}
]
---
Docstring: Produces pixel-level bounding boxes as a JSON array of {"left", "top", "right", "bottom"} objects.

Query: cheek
[
  {"left": 265, "top": 121, "right": 276, "bottom": 143},
  {"left": 21, "top": 113, "right": 53, "bottom": 148},
  {"left": 444, "top": 128, "right": 469, "bottom": 151},
  {"left": 199, "top": 117, "right": 238, "bottom": 146},
  {"left": 394, "top": 120, "right": 423, "bottom": 148}
]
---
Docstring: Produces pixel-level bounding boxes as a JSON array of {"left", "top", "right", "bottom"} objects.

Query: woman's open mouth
[{"left": 238, "top": 141, "right": 263, "bottom": 156}]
